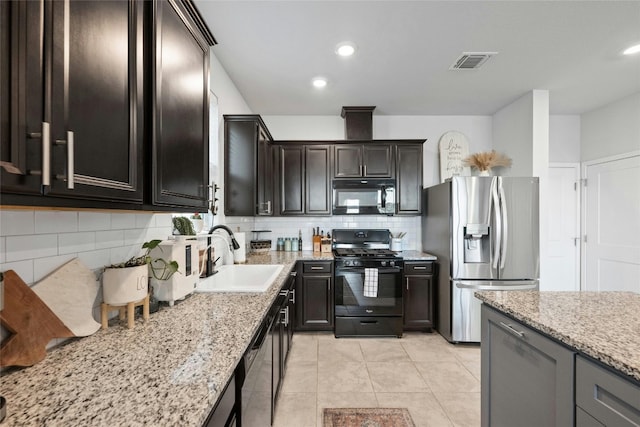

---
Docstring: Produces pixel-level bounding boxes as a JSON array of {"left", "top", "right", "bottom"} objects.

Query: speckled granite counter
[
  {"left": 398, "top": 250, "right": 437, "bottom": 261},
  {"left": 0, "top": 251, "right": 330, "bottom": 426},
  {"left": 475, "top": 291, "right": 640, "bottom": 382}
]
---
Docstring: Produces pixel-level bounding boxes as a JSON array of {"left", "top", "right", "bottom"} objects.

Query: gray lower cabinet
[
  {"left": 575, "top": 355, "right": 640, "bottom": 427},
  {"left": 481, "top": 305, "right": 575, "bottom": 427}
]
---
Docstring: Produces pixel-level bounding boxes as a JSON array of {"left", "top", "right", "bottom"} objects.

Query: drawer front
[
  {"left": 404, "top": 262, "right": 433, "bottom": 275},
  {"left": 335, "top": 316, "right": 402, "bottom": 338},
  {"left": 576, "top": 356, "right": 640, "bottom": 427},
  {"left": 303, "top": 262, "right": 332, "bottom": 274}
]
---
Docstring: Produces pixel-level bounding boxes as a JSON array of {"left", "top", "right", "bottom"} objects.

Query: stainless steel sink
[{"left": 195, "top": 264, "right": 284, "bottom": 293}]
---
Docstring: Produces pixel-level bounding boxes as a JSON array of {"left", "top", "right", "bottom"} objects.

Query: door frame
[
  {"left": 549, "top": 162, "right": 581, "bottom": 291},
  {"left": 580, "top": 151, "right": 640, "bottom": 290}
]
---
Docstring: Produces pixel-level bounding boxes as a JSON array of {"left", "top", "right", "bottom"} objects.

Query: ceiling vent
[{"left": 450, "top": 52, "right": 497, "bottom": 70}]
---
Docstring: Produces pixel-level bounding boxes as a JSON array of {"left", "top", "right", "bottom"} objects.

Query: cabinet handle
[
  {"left": 290, "top": 271, "right": 298, "bottom": 277},
  {"left": 55, "top": 130, "right": 74, "bottom": 189},
  {"left": 413, "top": 266, "right": 427, "bottom": 270},
  {"left": 363, "top": 165, "right": 367, "bottom": 176},
  {"left": 266, "top": 200, "right": 272, "bottom": 214},
  {"left": 310, "top": 266, "right": 324, "bottom": 270},
  {"left": 280, "top": 307, "right": 289, "bottom": 326},
  {"left": 498, "top": 321, "right": 525, "bottom": 338},
  {"left": 406, "top": 277, "right": 409, "bottom": 291},
  {"left": 290, "top": 289, "right": 295, "bottom": 304},
  {"left": 42, "top": 122, "right": 51, "bottom": 186}
]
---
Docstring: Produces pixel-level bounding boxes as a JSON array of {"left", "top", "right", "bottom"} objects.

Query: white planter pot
[
  {"left": 102, "top": 264, "right": 149, "bottom": 305},
  {"left": 191, "top": 219, "right": 204, "bottom": 233}
]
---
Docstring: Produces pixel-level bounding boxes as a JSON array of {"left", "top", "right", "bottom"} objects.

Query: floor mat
[{"left": 323, "top": 408, "right": 416, "bottom": 427}]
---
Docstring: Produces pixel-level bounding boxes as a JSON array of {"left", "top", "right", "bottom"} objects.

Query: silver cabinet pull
[
  {"left": 42, "top": 122, "right": 51, "bottom": 186},
  {"left": 310, "top": 266, "right": 324, "bottom": 270},
  {"left": 55, "top": 130, "right": 74, "bottom": 189},
  {"left": 499, "top": 321, "right": 524, "bottom": 338},
  {"left": 363, "top": 165, "right": 367, "bottom": 176},
  {"left": 266, "top": 200, "right": 272, "bottom": 214},
  {"left": 406, "top": 277, "right": 409, "bottom": 291},
  {"left": 413, "top": 266, "right": 427, "bottom": 270},
  {"left": 290, "top": 289, "right": 295, "bottom": 304}
]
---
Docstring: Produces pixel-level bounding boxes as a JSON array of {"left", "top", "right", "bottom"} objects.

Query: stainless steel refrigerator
[{"left": 422, "top": 176, "right": 539, "bottom": 343}]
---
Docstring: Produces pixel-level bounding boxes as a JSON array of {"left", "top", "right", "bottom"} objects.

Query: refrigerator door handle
[
  {"left": 491, "top": 178, "right": 502, "bottom": 270},
  {"left": 498, "top": 177, "right": 508, "bottom": 270},
  {"left": 455, "top": 281, "right": 539, "bottom": 291}
]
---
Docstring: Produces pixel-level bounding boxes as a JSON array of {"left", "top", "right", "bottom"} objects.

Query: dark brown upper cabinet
[
  {"left": 1, "top": 0, "right": 214, "bottom": 211},
  {"left": 333, "top": 144, "right": 393, "bottom": 178},
  {"left": 224, "top": 115, "right": 274, "bottom": 216},
  {"left": 150, "top": 0, "right": 215, "bottom": 210},
  {"left": 1, "top": 0, "right": 144, "bottom": 205},
  {"left": 277, "top": 143, "right": 331, "bottom": 216},
  {"left": 396, "top": 143, "right": 423, "bottom": 215}
]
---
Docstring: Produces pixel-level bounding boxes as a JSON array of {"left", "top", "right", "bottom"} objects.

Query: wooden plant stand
[{"left": 101, "top": 294, "right": 150, "bottom": 329}]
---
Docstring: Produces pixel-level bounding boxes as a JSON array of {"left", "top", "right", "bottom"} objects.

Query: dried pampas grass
[{"left": 463, "top": 150, "right": 512, "bottom": 172}]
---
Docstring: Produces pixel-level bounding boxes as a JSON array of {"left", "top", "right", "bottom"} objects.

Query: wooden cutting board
[{"left": 0, "top": 270, "right": 74, "bottom": 367}]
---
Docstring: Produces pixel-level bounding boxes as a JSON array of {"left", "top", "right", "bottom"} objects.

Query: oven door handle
[{"left": 336, "top": 267, "right": 402, "bottom": 274}]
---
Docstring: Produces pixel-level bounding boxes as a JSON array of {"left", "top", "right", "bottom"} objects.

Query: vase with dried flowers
[{"left": 463, "top": 150, "right": 512, "bottom": 176}]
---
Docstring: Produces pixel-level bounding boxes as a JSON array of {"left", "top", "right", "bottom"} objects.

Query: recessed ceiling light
[
  {"left": 335, "top": 42, "right": 356, "bottom": 57},
  {"left": 312, "top": 77, "right": 328, "bottom": 88},
  {"left": 623, "top": 43, "right": 640, "bottom": 55}
]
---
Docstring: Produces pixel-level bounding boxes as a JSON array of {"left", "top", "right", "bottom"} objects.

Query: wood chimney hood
[{"left": 341, "top": 106, "right": 376, "bottom": 140}]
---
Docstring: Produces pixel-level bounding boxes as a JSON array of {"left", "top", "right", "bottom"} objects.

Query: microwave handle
[{"left": 381, "top": 186, "right": 386, "bottom": 208}]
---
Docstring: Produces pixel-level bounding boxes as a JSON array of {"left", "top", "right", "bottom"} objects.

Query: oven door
[{"left": 335, "top": 266, "right": 403, "bottom": 316}]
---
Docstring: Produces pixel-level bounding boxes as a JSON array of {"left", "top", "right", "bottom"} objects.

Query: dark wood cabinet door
[
  {"left": 305, "top": 145, "right": 331, "bottom": 215},
  {"left": 256, "top": 128, "right": 274, "bottom": 215},
  {"left": 151, "top": 0, "right": 209, "bottom": 209},
  {"left": 224, "top": 120, "right": 256, "bottom": 216},
  {"left": 1, "top": 0, "right": 46, "bottom": 196},
  {"left": 296, "top": 274, "right": 334, "bottom": 330},
  {"left": 396, "top": 144, "right": 423, "bottom": 214},
  {"left": 280, "top": 145, "right": 304, "bottom": 215},
  {"left": 47, "top": 0, "right": 144, "bottom": 203},
  {"left": 334, "top": 145, "right": 362, "bottom": 178},
  {"left": 403, "top": 275, "right": 434, "bottom": 330},
  {"left": 362, "top": 145, "right": 393, "bottom": 177}
]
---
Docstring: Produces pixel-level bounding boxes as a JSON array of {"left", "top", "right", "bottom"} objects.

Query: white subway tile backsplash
[
  {"left": 154, "top": 213, "right": 174, "bottom": 228},
  {"left": 34, "top": 254, "right": 76, "bottom": 282},
  {"left": 35, "top": 211, "right": 78, "bottom": 234},
  {"left": 111, "top": 213, "right": 136, "bottom": 230},
  {"left": 110, "top": 244, "right": 142, "bottom": 265},
  {"left": 95, "top": 230, "right": 125, "bottom": 250},
  {"left": 77, "top": 248, "right": 112, "bottom": 271},
  {"left": 0, "top": 210, "right": 35, "bottom": 236},
  {"left": 124, "top": 228, "right": 148, "bottom": 246},
  {"left": 0, "top": 259, "right": 34, "bottom": 285},
  {"left": 135, "top": 213, "right": 154, "bottom": 228},
  {"left": 59, "top": 232, "right": 96, "bottom": 255},
  {"left": 0, "top": 236, "right": 5, "bottom": 263},
  {"left": 6, "top": 234, "right": 58, "bottom": 262},
  {"left": 145, "top": 227, "right": 172, "bottom": 242},
  {"left": 79, "top": 212, "right": 111, "bottom": 231}
]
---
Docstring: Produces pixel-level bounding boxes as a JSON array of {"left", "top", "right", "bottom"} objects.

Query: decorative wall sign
[{"left": 438, "top": 131, "right": 471, "bottom": 182}]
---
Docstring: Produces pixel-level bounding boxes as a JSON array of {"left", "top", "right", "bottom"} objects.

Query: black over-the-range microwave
[{"left": 332, "top": 179, "right": 396, "bottom": 215}]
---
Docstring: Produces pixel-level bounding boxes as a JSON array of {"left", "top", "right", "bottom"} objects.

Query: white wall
[
  {"left": 581, "top": 92, "right": 640, "bottom": 161},
  {"left": 263, "top": 114, "right": 493, "bottom": 189},
  {"left": 550, "top": 115, "right": 581, "bottom": 162}
]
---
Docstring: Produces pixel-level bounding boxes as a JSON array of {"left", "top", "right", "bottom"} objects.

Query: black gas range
[{"left": 332, "top": 229, "right": 404, "bottom": 338}]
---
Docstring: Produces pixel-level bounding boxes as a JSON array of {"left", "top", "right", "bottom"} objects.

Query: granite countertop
[
  {"left": 475, "top": 291, "right": 640, "bottom": 382},
  {"left": 399, "top": 250, "right": 437, "bottom": 261},
  {"left": 0, "top": 251, "right": 330, "bottom": 426}
]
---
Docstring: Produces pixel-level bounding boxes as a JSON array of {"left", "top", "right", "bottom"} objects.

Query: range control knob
[
  {"left": 390, "top": 261, "right": 395, "bottom": 268},
  {"left": 380, "top": 261, "right": 387, "bottom": 267}
]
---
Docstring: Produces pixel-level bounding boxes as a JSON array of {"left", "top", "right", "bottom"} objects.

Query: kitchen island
[{"left": 476, "top": 291, "right": 640, "bottom": 427}]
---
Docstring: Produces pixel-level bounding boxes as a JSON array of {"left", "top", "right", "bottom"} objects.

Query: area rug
[{"left": 323, "top": 408, "right": 416, "bottom": 427}]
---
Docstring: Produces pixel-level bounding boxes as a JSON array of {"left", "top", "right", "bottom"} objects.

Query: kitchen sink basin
[{"left": 195, "top": 264, "right": 284, "bottom": 293}]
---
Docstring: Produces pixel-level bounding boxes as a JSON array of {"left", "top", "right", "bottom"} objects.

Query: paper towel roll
[{"left": 234, "top": 232, "right": 246, "bottom": 263}]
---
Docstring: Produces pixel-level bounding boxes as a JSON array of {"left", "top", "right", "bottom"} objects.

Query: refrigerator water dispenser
[{"left": 464, "top": 224, "right": 490, "bottom": 263}]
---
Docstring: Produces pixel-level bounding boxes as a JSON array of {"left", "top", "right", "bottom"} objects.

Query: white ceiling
[{"left": 194, "top": 1, "right": 640, "bottom": 116}]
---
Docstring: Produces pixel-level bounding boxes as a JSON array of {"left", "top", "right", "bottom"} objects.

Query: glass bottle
[{"left": 284, "top": 237, "right": 292, "bottom": 252}]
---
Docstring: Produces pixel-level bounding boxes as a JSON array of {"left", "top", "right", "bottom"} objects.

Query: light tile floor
[{"left": 273, "top": 331, "right": 481, "bottom": 427}]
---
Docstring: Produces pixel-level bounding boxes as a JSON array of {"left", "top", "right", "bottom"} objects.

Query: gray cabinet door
[
  {"left": 575, "top": 355, "right": 640, "bottom": 426},
  {"left": 481, "top": 305, "right": 574, "bottom": 427}
]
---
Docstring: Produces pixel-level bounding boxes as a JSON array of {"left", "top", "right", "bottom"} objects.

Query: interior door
[
  {"left": 583, "top": 154, "right": 640, "bottom": 292},
  {"left": 546, "top": 164, "right": 580, "bottom": 291}
]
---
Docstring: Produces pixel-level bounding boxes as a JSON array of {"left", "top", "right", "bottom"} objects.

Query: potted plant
[
  {"left": 102, "top": 240, "right": 179, "bottom": 306},
  {"left": 172, "top": 216, "right": 196, "bottom": 236},
  {"left": 190, "top": 213, "right": 204, "bottom": 233}
]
